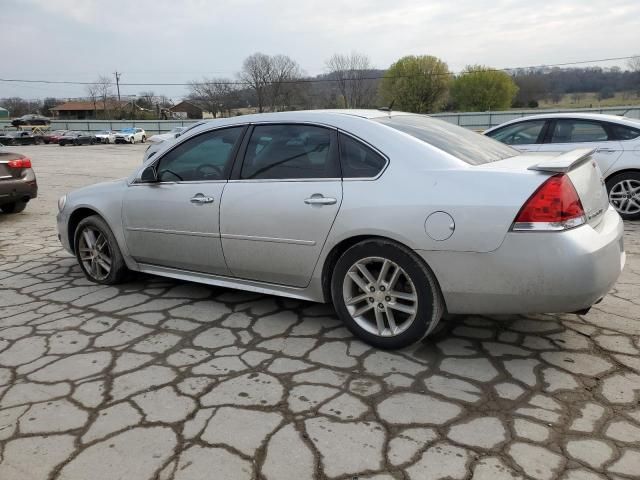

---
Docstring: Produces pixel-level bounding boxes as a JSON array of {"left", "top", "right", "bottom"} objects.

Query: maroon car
[
  {"left": 0, "top": 149, "right": 38, "bottom": 213},
  {"left": 42, "top": 130, "right": 69, "bottom": 144}
]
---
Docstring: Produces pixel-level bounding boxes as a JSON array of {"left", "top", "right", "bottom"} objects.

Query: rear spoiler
[{"left": 528, "top": 148, "right": 595, "bottom": 173}]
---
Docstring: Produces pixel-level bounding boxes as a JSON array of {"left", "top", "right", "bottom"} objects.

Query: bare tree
[
  {"left": 238, "top": 53, "right": 273, "bottom": 113},
  {"left": 94, "top": 75, "right": 114, "bottom": 118},
  {"left": 85, "top": 83, "right": 100, "bottom": 118},
  {"left": 188, "top": 78, "right": 238, "bottom": 118},
  {"left": 268, "top": 55, "right": 303, "bottom": 111},
  {"left": 627, "top": 55, "right": 640, "bottom": 72},
  {"left": 325, "top": 52, "right": 376, "bottom": 108}
]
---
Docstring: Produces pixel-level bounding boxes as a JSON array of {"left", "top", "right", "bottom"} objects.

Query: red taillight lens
[
  {"left": 513, "top": 174, "right": 585, "bottom": 231},
  {"left": 7, "top": 158, "right": 32, "bottom": 169}
]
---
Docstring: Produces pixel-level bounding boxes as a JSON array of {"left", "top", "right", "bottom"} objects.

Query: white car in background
[
  {"left": 115, "top": 128, "right": 146, "bottom": 144},
  {"left": 485, "top": 113, "right": 640, "bottom": 219},
  {"left": 148, "top": 126, "right": 188, "bottom": 143},
  {"left": 94, "top": 130, "right": 116, "bottom": 144}
]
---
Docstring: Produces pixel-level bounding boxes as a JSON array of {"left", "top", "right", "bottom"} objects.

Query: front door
[
  {"left": 220, "top": 123, "right": 342, "bottom": 287},
  {"left": 485, "top": 119, "right": 547, "bottom": 152},
  {"left": 122, "top": 126, "right": 245, "bottom": 274}
]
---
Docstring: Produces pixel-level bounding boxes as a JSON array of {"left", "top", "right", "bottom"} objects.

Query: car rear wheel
[
  {"left": 129, "top": 137, "right": 135, "bottom": 144},
  {"left": 141, "top": 136, "right": 146, "bottom": 143},
  {"left": 331, "top": 239, "right": 444, "bottom": 349},
  {"left": 1, "top": 201, "right": 27, "bottom": 214},
  {"left": 606, "top": 171, "right": 640, "bottom": 220},
  {"left": 74, "top": 215, "right": 128, "bottom": 284}
]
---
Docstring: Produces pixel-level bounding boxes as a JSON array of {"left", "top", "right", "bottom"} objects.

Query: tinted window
[
  {"left": 550, "top": 120, "right": 609, "bottom": 143},
  {"left": 241, "top": 124, "right": 338, "bottom": 179},
  {"left": 609, "top": 123, "right": 640, "bottom": 141},
  {"left": 376, "top": 115, "right": 517, "bottom": 165},
  {"left": 156, "top": 127, "right": 243, "bottom": 182},
  {"left": 487, "top": 120, "right": 546, "bottom": 145},
  {"left": 339, "top": 134, "right": 386, "bottom": 177}
]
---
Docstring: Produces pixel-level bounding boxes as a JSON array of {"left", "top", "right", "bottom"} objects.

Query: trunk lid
[{"left": 0, "top": 152, "right": 25, "bottom": 180}]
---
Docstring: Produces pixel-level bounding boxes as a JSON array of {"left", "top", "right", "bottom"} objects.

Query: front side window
[
  {"left": 486, "top": 120, "right": 546, "bottom": 145},
  {"left": 550, "top": 120, "right": 609, "bottom": 143},
  {"left": 240, "top": 124, "right": 338, "bottom": 180},
  {"left": 156, "top": 126, "right": 244, "bottom": 182},
  {"left": 339, "top": 133, "right": 387, "bottom": 178}
]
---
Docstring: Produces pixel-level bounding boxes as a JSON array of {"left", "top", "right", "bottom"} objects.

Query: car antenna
[{"left": 377, "top": 99, "right": 395, "bottom": 115}]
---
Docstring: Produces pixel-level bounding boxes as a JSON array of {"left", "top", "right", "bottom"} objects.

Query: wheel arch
[
  {"left": 320, "top": 234, "right": 447, "bottom": 312},
  {"left": 605, "top": 168, "right": 640, "bottom": 184}
]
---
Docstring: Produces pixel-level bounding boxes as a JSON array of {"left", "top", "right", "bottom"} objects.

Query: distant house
[
  {"left": 51, "top": 101, "right": 130, "bottom": 120},
  {"left": 170, "top": 101, "right": 211, "bottom": 119},
  {"left": 0, "top": 107, "right": 9, "bottom": 119}
]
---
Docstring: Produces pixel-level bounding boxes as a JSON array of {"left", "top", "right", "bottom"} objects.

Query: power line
[{"left": 0, "top": 55, "right": 638, "bottom": 87}]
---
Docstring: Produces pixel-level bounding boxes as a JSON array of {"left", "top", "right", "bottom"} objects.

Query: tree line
[{"left": 2, "top": 53, "right": 639, "bottom": 118}]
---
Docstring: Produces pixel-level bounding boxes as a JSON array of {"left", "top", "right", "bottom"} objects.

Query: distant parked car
[
  {"left": 95, "top": 130, "right": 117, "bottom": 144},
  {"left": 0, "top": 131, "right": 42, "bottom": 146},
  {"left": 59, "top": 131, "right": 96, "bottom": 146},
  {"left": 485, "top": 113, "right": 640, "bottom": 219},
  {"left": 115, "top": 128, "right": 146, "bottom": 144},
  {"left": 10, "top": 114, "right": 50, "bottom": 127},
  {"left": 42, "top": 130, "right": 69, "bottom": 144},
  {"left": 0, "top": 149, "right": 37, "bottom": 213}
]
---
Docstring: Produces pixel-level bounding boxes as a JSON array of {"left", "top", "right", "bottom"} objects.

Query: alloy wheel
[
  {"left": 342, "top": 256, "right": 418, "bottom": 337},
  {"left": 609, "top": 179, "right": 640, "bottom": 216},
  {"left": 78, "top": 226, "right": 112, "bottom": 281}
]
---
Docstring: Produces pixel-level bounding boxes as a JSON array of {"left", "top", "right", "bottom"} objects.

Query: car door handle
[
  {"left": 190, "top": 194, "right": 214, "bottom": 204},
  {"left": 304, "top": 195, "right": 337, "bottom": 205},
  {"left": 597, "top": 148, "right": 616, "bottom": 153}
]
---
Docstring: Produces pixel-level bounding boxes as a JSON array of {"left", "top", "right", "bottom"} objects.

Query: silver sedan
[{"left": 56, "top": 110, "right": 625, "bottom": 348}]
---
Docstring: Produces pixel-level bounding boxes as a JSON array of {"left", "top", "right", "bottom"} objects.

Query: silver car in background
[
  {"left": 57, "top": 110, "right": 625, "bottom": 348},
  {"left": 485, "top": 113, "right": 640, "bottom": 219}
]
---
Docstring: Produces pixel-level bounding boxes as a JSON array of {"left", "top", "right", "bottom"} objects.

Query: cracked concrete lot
[{"left": 0, "top": 144, "right": 639, "bottom": 480}]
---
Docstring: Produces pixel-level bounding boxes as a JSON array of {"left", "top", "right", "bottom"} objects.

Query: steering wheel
[{"left": 195, "top": 163, "right": 224, "bottom": 179}]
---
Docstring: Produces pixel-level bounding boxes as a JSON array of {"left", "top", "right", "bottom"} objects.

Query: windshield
[
  {"left": 120, "top": 128, "right": 135, "bottom": 133},
  {"left": 376, "top": 115, "right": 518, "bottom": 165}
]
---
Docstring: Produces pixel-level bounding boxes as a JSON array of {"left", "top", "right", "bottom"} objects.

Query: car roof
[{"left": 485, "top": 112, "right": 640, "bottom": 132}]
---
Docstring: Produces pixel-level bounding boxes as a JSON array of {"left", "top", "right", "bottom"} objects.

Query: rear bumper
[
  {"left": 418, "top": 206, "right": 625, "bottom": 314},
  {"left": 0, "top": 170, "right": 38, "bottom": 206}
]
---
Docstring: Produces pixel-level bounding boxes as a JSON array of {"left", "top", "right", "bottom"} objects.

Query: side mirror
[
  {"left": 140, "top": 165, "right": 158, "bottom": 183},
  {"left": 174, "top": 133, "right": 180, "bottom": 138}
]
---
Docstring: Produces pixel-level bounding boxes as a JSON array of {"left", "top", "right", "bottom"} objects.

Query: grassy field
[{"left": 538, "top": 91, "right": 640, "bottom": 109}]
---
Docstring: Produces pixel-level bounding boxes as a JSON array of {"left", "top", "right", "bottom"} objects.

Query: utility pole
[{"left": 113, "top": 71, "right": 121, "bottom": 102}]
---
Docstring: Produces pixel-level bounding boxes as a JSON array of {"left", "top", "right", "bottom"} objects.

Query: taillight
[
  {"left": 512, "top": 174, "right": 585, "bottom": 231},
  {"left": 7, "top": 158, "right": 32, "bottom": 169}
]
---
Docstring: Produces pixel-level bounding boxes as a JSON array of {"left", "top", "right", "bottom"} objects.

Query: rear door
[
  {"left": 220, "top": 123, "right": 342, "bottom": 287},
  {"left": 485, "top": 119, "right": 547, "bottom": 152},
  {"left": 537, "top": 119, "right": 623, "bottom": 175}
]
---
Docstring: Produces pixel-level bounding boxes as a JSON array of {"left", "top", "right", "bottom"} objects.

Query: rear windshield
[{"left": 376, "top": 115, "right": 518, "bottom": 165}]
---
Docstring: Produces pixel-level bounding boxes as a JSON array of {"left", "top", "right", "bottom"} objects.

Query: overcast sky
[{"left": 2, "top": 0, "right": 639, "bottom": 100}]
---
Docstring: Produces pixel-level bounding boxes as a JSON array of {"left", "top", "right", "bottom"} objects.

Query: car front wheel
[
  {"left": 331, "top": 238, "right": 444, "bottom": 349},
  {"left": 74, "top": 215, "right": 128, "bottom": 284},
  {"left": 606, "top": 171, "right": 640, "bottom": 220}
]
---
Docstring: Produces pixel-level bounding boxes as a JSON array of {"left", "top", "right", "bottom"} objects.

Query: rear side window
[
  {"left": 609, "top": 123, "right": 640, "bottom": 141},
  {"left": 486, "top": 120, "right": 546, "bottom": 145},
  {"left": 241, "top": 124, "right": 338, "bottom": 180},
  {"left": 550, "top": 120, "right": 609, "bottom": 143},
  {"left": 376, "top": 115, "right": 517, "bottom": 165},
  {"left": 339, "top": 134, "right": 386, "bottom": 178}
]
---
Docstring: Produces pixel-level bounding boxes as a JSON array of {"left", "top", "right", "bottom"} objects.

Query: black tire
[
  {"left": 129, "top": 137, "right": 135, "bottom": 144},
  {"left": 330, "top": 238, "right": 444, "bottom": 349},
  {"left": 141, "top": 136, "right": 146, "bottom": 143},
  {"left": 90, "top": 138, "right": 96, "bottom": 145},
  {"left": 59, "top": 141, "right": 65, "bottom": 146},
  {"left": 74, "top": 215, "right": 128, "bottom": 285},
  {"left": 1, "top": 201, "right": 27, "bottom": 214},
  {"left": 606, "top": 171, "right": 640, "bottom": 221}
]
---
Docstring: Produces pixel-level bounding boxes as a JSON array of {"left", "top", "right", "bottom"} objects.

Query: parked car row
[{"left": 0, "top": 128, "right": 148, "bottom": 146}]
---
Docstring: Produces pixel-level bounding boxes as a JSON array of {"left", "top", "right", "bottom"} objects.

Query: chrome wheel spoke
[
  {"left": 388, "top": 265, "right": 401, "bottom": 289},
  {"left": 346, "top": 293, "right": 369, "bottom": 306},
  {"left": 347, "top": 270, "right": 370, "bottom": 293},
  {"left": 388, "top": 302, "right": 416, "bottom": 315},
  {"left": 352, "top": 303, "right": 374, "bottom": 317},
  {"left": 82, "top": 229, "right": 96, "bottom": 249},
  {"left": 374, "top": 308, "right": 385, "bottom": 335},
  {"left": 356, "top": 263, "right": 376, "bottom": 284},
  {"left": 378, "top": 259, "right": 391, "bottom": 284},
  {"left": 389, "top": 290, "right": 416, "bottom": 302}
]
